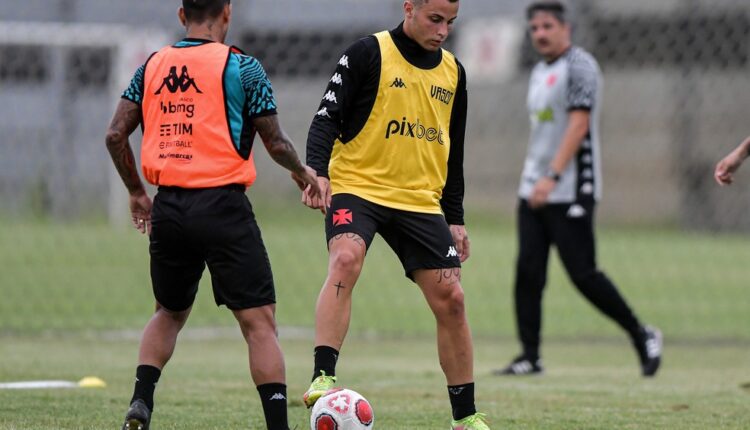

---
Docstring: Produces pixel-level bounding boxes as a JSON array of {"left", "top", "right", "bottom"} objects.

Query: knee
[
  {"left": 448, "top": 287, "right": 466, "bottom": 317},
  {"left": 516, "top": 257, "right": 543, "bottom": 277},
  {"left": 156, "top": 305, "right": 190, "bottom": 325},
  {"left": 329, "top": 248, "right": 363, "bottom": 276},
  {"left": 515, "top": 262, "right": 546, "bottom": 290},
  {"left": 237, "top": 307, "right": 278, "bottom": 340},
  {"left": 436, "top": 286, "right": 466, "bottom": 320},
  {"left": 569, "top": 269, "right": 601, "bottom": 289}
]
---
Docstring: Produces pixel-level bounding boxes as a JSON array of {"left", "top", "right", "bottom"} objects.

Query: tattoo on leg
[
  {"left": 436, "top": 268, "right": 461, "bottom": 285},
  {"left": 334, "top": 281, "right": 347, "bottom": 297},
  {"left": 331, "top": 233, "right": 365, "bottom": 249}
]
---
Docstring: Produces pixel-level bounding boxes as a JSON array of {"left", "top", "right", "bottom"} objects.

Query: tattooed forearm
[
  {"left": 105, "top": 100, "right": 145, "bottom": 194},
  {"left": 253, "top": 115, "right": 305, "bottom": 173},
  {"left": 436, "top": 268, "right": 461, "bottom": 285},
  {"left": 110, "top": 143, "right": 142, "bottom": 194},
  {"left": 329, "top": 233, "right": 366, "bottom": 250}
]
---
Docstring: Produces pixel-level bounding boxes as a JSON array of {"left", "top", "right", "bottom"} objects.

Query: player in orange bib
[{"left": 105, "top": 1, "right": 320, "bottom": 429}]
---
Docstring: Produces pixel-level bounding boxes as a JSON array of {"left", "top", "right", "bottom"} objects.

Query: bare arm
[
  {"left": 529, "top": 110, "right": 590, "bottom": 208},
  {"left": 253, "top": 114, "right": 306, "bottom": 174},
  {"left": 105, "top": 98, "right": 152, "bottom": 233},
  {"left": 549, "top": 110, "right": 590, "bottom": 174},
  {"left": 105, "top": 99, "right": 145, "bottom": 195},
  {"left": 715, "top": 135, "right": 750, "bottom": 185},
  {"left": 253, "top": 114, "right": 322, "bottom": 200}
]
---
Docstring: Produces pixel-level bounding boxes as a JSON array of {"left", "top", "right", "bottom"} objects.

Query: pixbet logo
[{"left": 385, "top": 117, "right": 445, "bottom": 145}]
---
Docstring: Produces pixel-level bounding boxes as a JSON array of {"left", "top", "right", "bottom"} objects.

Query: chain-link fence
[
  {"left": 1, "top": 0, "right": 749, "bottom": 340},
  {"left": 1, "top": 0, "right": 749, "bottom": 227}
]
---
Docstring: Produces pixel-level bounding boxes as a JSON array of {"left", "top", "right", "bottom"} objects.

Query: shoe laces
[
  {"left": 311, "top": 371, "right": 337, "bottom": 389},
  {"left": 455, "top": 412, "right": 489, "bottom": 429}
]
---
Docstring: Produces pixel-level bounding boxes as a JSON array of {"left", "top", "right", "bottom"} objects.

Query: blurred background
[{"left": 1, "top": 0, "right": 749, "bottom": 344}]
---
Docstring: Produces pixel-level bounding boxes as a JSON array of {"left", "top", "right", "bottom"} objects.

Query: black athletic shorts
[
  {"left": 149, "top": 184, "right": 275, "bottom": 312},
  {"left": 325, "top": 193, "right": 461, "bottom": 280}
]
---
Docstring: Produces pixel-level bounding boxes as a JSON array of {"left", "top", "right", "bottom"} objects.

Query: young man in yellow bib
[{"left": 300, "top": 1, "right": 489, "bottom": 428}]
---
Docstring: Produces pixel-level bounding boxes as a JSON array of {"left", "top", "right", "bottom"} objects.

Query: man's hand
[
  {"left": 292, "top": 165, "right": 322, "bottom": 199},
  {"left": 129, "top": 189, "right": 153, "bottom": 235},
  {"left": 715, "top": 150, "right": 745, "bottom": 186},
  {"left": 449, "top": 224, "right": 471, "bottom": 263},
  {"left": 529, "top": 176, "right": 557, "bottom": 209},
  {"left": 302, "top": 177, "right": 331, "bottom": 214}
]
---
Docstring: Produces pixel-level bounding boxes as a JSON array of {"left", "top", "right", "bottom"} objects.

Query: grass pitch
[
  {"left": 0, "top": 335, "right": 748, "bottom": 429},
  {"left": 0, "top": 202, "right": 749, "bottom": 428}
]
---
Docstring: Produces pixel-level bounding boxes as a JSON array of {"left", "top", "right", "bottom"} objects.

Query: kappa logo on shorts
[
  {"left": 333, "top": 209, "right": 353, "bottom": 226},
  {"left": 446, "top": 246, "right": 459, "bottom": 258},
  {"left": 567, "top": 204, "right": 587, "bottom": 218}
]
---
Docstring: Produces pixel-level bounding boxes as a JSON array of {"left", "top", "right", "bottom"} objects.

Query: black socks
[
  {"left": 130, "top": 365, "right": 289, "bottom": 430},
  {"left": 312, "top": 345, "right": 339, "bottom": 380},
  {"left": 448, "top": 382, "right": 476, "bottom": 421},
  {"left": 257, "top": 383, "right": 289, "bottom": 430},
  {"left": 130, "top": 364, "right": 161, "bottom": 411}
]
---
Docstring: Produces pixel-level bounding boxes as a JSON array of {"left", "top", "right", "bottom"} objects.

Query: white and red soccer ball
[{"left": 310, "top": 388, "right": 374, "bottom": 430}]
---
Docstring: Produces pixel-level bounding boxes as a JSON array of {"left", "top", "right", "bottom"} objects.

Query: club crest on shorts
[
  {"left": 333, "top": 209, "right": 353, "bottom": 226},
  {"left": 567, "top": 204, "right": 586, "bottom": 218}
]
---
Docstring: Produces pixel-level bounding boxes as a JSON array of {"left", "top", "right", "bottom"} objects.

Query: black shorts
[
  {"left": 325, "top": 193, "right": 461, "bottom": 280},
  {"left": 149, "top": 185, "right": 275, "bottom": 312}
]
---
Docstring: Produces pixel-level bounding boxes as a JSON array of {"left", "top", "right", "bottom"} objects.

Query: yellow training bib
[{"left": 329, "top": 31, "right": 459, "bottom": 214}]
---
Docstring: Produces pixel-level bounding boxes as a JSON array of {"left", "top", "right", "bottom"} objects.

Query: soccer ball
[{"left": 310, "top": 388, "right": 374, "bottom": 430}]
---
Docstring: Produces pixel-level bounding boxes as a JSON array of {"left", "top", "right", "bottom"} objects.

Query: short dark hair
[
  {"left": 526, "top": 1, "right": 566, "bottom": 23},
  {"left": 412, "top": 0, "right": 459, "bottom": 7},
  {"left": 182, "top": 0, "right": 230, "bottom": 23}
]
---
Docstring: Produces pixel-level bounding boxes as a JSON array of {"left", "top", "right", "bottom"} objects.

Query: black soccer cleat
[
  {"left": 122, "top": 399, "right": 151, "bottom": 430},
  {"left": 635, "top": 325, "right": 662, "bottom": 377},
  {"left": 493, "top": 355, "right": 544, "bottom": 376}
]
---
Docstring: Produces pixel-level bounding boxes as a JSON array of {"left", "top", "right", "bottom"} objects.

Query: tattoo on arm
[
  {"left": 436, "top": 268, "right": 461, "bottom": 285},
  {"left": 253, "top": 114, "right": 304, "bottom": 173},
  {"left": 105, "top": 100, "right": 145, "bottom": 194}
]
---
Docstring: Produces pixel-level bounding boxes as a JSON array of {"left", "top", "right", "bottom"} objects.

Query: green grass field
[{"left": 1, "top": 203, "right": 749, "bottom": 429}]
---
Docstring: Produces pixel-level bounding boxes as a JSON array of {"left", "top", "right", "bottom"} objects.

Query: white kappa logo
[
  {"left": 446, "top": 246, "right": 458, "bottom": 258},
  {"left": 338, "top": 55, "right": 350, "bottom": 68},
  {"left": 567, "top": 204, "right": 586, "bottom": 218},
  {"left": 323, "top": 91, "right": 338, "bottom": 104}
]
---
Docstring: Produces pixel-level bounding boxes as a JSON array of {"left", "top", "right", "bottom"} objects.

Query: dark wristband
[{"left": 544, "top": 167, "right": 561, "bottom": 182}]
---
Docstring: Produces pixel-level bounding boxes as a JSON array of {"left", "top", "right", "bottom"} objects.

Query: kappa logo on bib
[{"left": 155, "top": 65, "right": 203, "bottom": 95}]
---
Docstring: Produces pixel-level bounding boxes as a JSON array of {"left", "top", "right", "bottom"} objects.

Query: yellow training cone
[{"left": 77, "top": 376, "right": 107, "bottom": 388}]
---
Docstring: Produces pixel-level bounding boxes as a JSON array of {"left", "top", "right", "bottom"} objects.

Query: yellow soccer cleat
[
  {"left": 303, "top": 371, "right": 337, "bottom": 408},
  {"left": 451, "top": 412, "right": 490, "bottom": 430}
]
